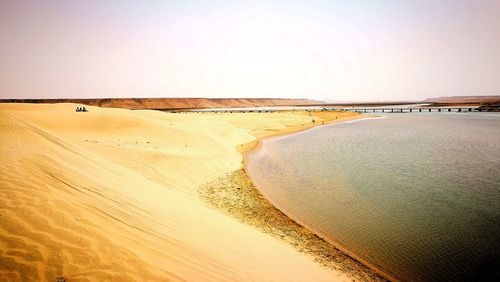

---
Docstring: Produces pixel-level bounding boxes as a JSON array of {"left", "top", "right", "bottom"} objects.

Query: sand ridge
[{"left": 0, "top": 103, "right": 362, "bottom": 281}]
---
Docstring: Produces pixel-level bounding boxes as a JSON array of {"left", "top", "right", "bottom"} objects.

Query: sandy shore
[
  {"left": 0, "top": 103, "right": 381, "bottom": 281},
  {"left": 241, "top": 117, "right": 396, "bottom": 282}
]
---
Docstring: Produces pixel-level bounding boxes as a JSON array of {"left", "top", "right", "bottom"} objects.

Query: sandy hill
[
  {"left": 0, "top": 103, "right": 363, "bottom": 281},
  {"left": 0, "top": 98, "right": 321, "bottom": 110}
]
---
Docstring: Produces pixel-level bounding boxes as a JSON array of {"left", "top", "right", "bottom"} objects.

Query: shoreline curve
[{"left": 241, "top": 114, "right": 399, "bottom": 282}]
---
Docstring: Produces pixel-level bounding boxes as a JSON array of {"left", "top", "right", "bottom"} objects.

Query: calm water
[{"left": 247, "top": 113, "right": 500, "bottom": 281}]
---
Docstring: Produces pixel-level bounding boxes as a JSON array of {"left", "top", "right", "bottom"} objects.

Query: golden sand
[{"left": 0, "top": 103, "right": 379, "bottom": 281}]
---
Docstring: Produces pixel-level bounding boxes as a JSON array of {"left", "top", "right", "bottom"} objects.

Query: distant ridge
[
  {"left": 423, "top": 95, "right": 500, "bottom": 104},
  {"left": 4, "top": 96, "right": 499, "bottom": 109},
  {"left": 0, "top": 98, "right": 322, "bottom": 110}
]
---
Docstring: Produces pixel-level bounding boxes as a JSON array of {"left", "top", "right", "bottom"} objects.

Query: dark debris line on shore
[{"left": 199, "top": 169, "right": 388, "bottom": 282}]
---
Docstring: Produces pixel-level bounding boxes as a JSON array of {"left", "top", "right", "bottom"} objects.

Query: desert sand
[{"left": 0, "top": 103, "right": 372, "bottom": 281}]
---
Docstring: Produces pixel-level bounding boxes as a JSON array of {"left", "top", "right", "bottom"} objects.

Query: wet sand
[{"left": 200, "top": 169, "right": 386, "bottom": 281}]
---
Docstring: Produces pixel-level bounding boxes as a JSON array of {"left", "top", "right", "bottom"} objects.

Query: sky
[{"left": 1, "top": 0, "right": 499, "bottom": 101}]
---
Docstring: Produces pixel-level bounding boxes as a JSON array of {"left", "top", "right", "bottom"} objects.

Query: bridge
[
  {"left": 341, "top": 107, "right": 480, "bottom": 113},
  {"left": 180, "top": 105, "right": 483, "bottom": 114}
]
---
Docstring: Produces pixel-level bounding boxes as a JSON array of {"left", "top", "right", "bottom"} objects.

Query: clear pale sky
[{"left": 1, "top": 0, "right": 499, "bottom": 101}]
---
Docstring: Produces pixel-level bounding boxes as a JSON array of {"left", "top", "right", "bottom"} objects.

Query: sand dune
[{"left": 0, "top": 103, "right": 360, "bottom": 281}]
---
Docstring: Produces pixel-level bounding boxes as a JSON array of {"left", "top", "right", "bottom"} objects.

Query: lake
[{"left": 246, "top": 113, "right": 500, "bottom": 281}]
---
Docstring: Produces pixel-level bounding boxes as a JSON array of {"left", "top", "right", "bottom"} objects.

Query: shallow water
[{"left": 247, "top": 113, "right": 500, "bottom": 281}]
